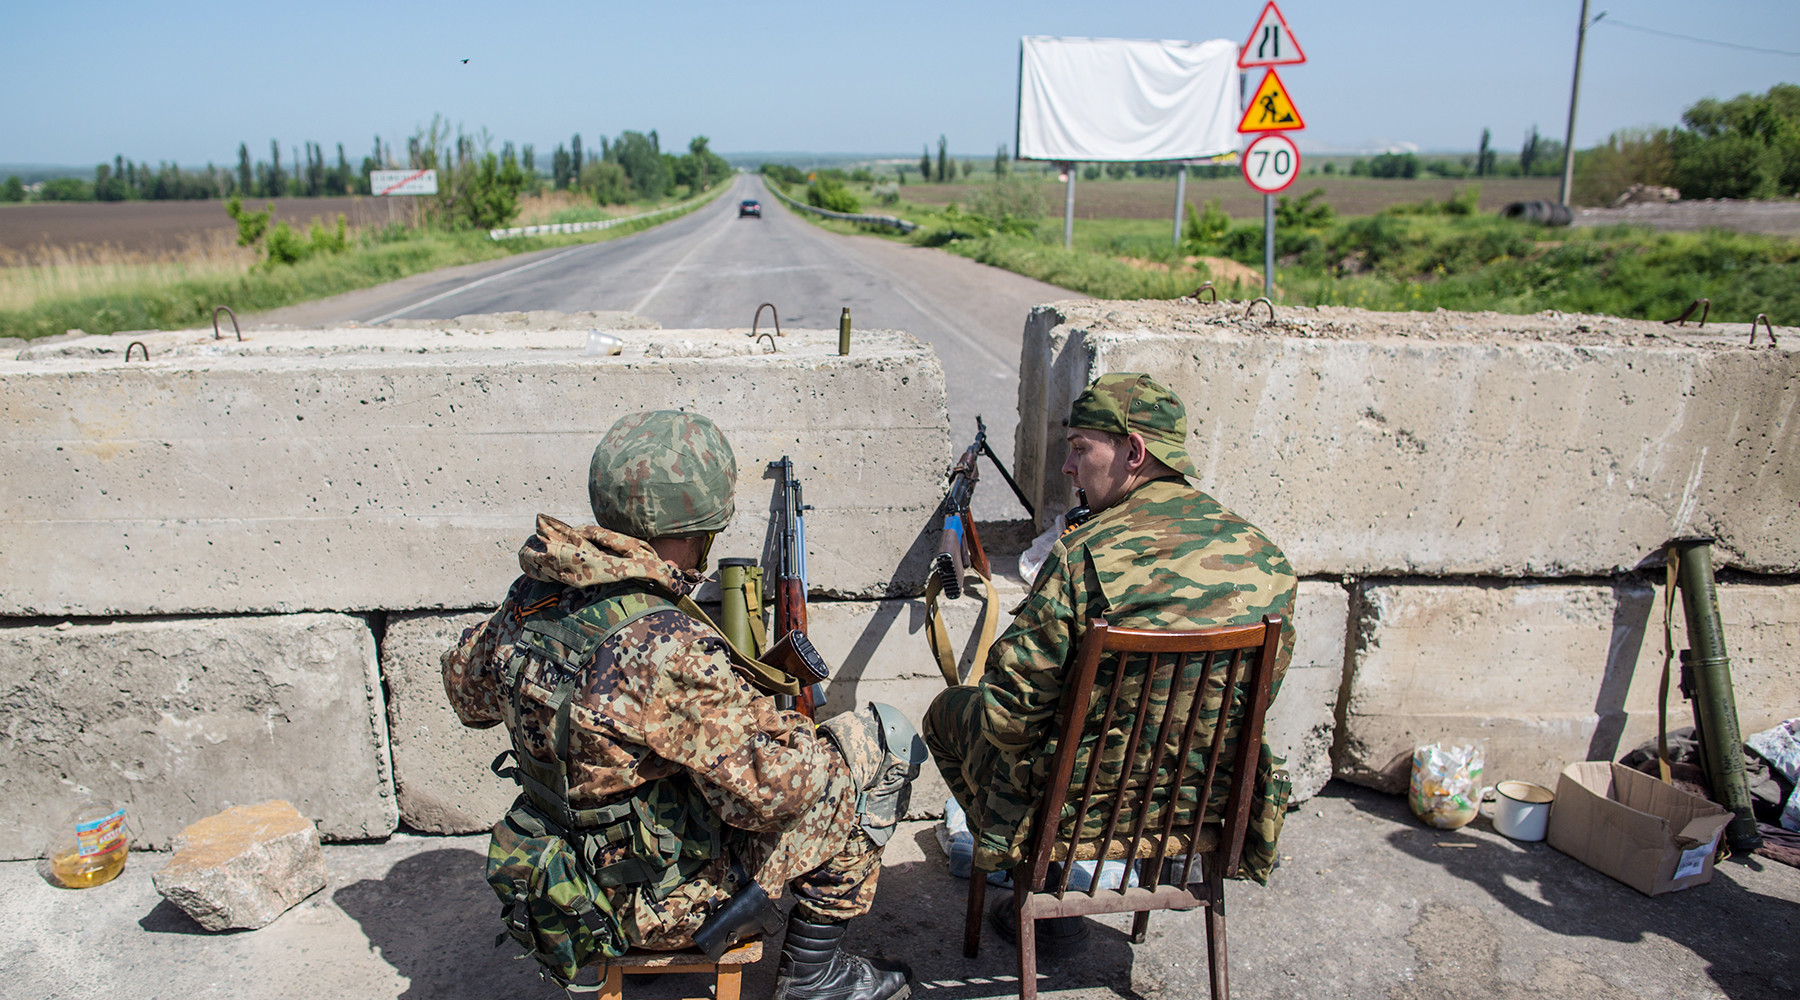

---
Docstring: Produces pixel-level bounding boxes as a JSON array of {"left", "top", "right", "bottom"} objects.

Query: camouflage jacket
[
  {"left": 974, "top": 478, "right": 1298, "bottom": 882},
  {"left": 442, "top": 515, "right": 848, "bottom": 885}
]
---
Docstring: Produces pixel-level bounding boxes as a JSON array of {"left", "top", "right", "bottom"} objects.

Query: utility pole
[{"left": 1558, "top": 1, "right": 1599, "bottom": 206}]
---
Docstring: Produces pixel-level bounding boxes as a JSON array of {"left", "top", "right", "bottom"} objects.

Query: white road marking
[{"left": 365, "top": 243, "right": 605, "bottom": 324}]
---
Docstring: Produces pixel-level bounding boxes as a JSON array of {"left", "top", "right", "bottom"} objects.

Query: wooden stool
[{"left": 596, "top": 938, "right": 763, "bottom": 1000}]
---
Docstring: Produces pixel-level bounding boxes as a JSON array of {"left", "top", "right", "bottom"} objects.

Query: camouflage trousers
[
  {"left": 615, "top": 765, "right": 882, "bottom": 949},
  {"left": 922, "top": 685, "right": 997, "bottom": 836}
]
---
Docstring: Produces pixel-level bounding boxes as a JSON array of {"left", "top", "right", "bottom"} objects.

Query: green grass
[
  {"left": 1, "top": 185, "right": 727, "bottom": 339},
  {"left": 778, "top": 183, "right": 1800, "bottom": 325}
]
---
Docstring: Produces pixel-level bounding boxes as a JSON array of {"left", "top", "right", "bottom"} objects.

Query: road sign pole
[
  {"left": 1064, "top": 163, "right": 1076, "bottom": 248},
  {"left": 1172, "top": 168, "right": 1187, "bottom": 247},
  {"left": 1263, "top": 194, "right": 1275, "bottom": 298}
]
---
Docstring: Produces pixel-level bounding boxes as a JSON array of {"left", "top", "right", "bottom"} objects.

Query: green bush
[
  {"left": 580, "top": 161, "right": 632, "bottom": 205},
  {"left": 806, "top": 177, "right": 860, "bottom": 213},
  {"left": 1182, "top": 198, "right": 1231, "bottom": 249},
  {"left": 1, "top": 176, "right": 23, "bottom": 202},
  {"left": 37, "top": 177, "right": 94, "bottom": 201}
]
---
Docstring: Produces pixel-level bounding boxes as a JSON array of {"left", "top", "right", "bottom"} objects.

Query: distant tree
[
  {"left": 237, "top": 143, "right": 253, "bottom": 194},
  {"left": 267, "top": 140, "right": 284, "bottom": 198},
  {"left": 552, "top": 144, "right": 572, "bottom": 189},
  {"left": 936, "top": 135, "right": 948, "bottom": 182},
  {"left": 1520, "top": 126, "right": 1541, "bottom": 176},
  {"left": 1, "top": 175, "right": 24, "bottom": 202},
  {"left": 1082, "top": 164, "right": 1101, "bottom": 180},
  {"left": 608, "top": 131, "right": 670, "bottom": 199},
  {"left": 919, "top": 145, "right": 931, "bottom": 182},
  {"left": 94, "top": 161, "right": 129, "bottom": 201},
  {"left": 961, "top": 160, "right": 974, "bottom": 178},
  {"left": 1476, "top": 128, "right": 1493, "bottom": 177},
  {"left": 1106, "top": 162, "right": 1129, "bottom": 179},
  {"left": 38, "top": 177, "right": 95, "bottom": 201},
  {"left": 580, "top": 160, "right": 632, "bottom": 204},
  {"left": 994, "top": 142, "right": 1008, "bottom": 176},
  {"left": 572, "top": 134, "right": 584, "bottom": 177}
]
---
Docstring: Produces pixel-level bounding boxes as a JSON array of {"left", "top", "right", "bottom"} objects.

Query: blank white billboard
[{"left": 1017, "top": 36, "right": 1239, "bottom": 162}]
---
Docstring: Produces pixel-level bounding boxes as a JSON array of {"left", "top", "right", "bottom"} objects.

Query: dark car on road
[{"left": 738, "top": 199, "right": 761, "bottom": 218}]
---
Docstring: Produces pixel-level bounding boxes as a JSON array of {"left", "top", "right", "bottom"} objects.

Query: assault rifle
[
  {"left": 925, "top": 417, "right": 1036, "bottom": 686},
  {"left": 765, "top": 457, "right": 828, "bottom": 717},
  {"left": 931, "top": 416, "right": 1036, "bottom": 600}
]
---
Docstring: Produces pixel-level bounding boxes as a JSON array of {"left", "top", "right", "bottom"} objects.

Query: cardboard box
[{"left": 1546, "top": 761, "right": 1732, "bottom": 896}]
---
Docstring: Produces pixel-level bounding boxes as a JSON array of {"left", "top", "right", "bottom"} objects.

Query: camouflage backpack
[{"left": 484, "top": 580, "right": 729, "bottom": 988}]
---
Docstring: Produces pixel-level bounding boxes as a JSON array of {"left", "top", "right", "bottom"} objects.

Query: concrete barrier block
[
  {"left": 1272, "top": 580, "right": 1349, "bottom": 803},
  {"left": 1016, "top": 301, "right": 1800, "bottom": 576},
  {"left": 0, "top": 327, "right": 949, "bottom": 616},
  {"left": 382, "top": 610, "right": 515, "bottom": 834},
  {"left": 1336, "top": 579, "right": 1800, "bottom": 794},
  {"left": 0, "top": 614, "right": 395, "bottom": 860}
]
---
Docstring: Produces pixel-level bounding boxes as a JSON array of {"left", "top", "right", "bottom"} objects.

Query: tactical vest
[{"left": 484, "top": 579, "right": 738, "bottom": 987}]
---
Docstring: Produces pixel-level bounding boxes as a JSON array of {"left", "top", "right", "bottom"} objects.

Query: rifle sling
[
  {"left": 673, "top": 594, "right": 802, "bottom": 698},
  {"left": 924, "top": 562, "right": 1000, "bottom": 687}
]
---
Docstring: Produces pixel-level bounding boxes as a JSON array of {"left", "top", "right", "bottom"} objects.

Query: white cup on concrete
[{"left": 1491, "top": 780, "right": 1555, "bottom": 841}]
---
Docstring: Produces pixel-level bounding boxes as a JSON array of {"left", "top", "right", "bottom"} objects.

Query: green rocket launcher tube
[
  {"left": 1670, "top": 538, "right": 1763, "bottom": 854},
  {"left": 717, "top": 558, "right": 762, "bottom": 658}
]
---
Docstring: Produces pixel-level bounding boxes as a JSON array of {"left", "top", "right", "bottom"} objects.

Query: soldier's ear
[{"left": 1125, "top": 432, "right": 1149, "bottom": 469}]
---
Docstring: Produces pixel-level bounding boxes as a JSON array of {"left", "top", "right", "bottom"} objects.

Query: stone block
[
  {"left": 1271, "top": 580, "right": 1349, "bottom": 803},
  {"left": 1336, "top": 579, "right": 1800, "bottom": 794},
  {"left": 1015, "top": 300, "right": 1800, "bottom": 576},
  {"left": 0, "top": 614, "right": 395, "bottom": 860},
  {"left": 382, "top": 610, "right": 516, "bottom": 834},
  {"left": 151, "top": 800, "right": 326, "bottom": 931},
  {"left": 0, "top": 327, "right": 949, "bottom": 616}
]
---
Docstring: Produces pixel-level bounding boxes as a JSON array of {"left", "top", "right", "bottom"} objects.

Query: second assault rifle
[
  {"left": 764, "top": 457, "right": 829, "bottom": 717},
  {"left": 926, "top": 417, "right": 1035, "bottom": 686}
]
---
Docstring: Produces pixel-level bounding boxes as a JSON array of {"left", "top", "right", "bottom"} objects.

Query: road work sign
[
  {"left": 1241, "top": 134, "right": 1301, "bottom": 194},
  {"left": 1237, "top": 1, "right": 1306, "bottom": 68},
  {"left": 370, "top": 169, "right": 438, "bottom": 196},
  {"left": 1237, "top": 68, "right": 1305, "bottom": 133}
]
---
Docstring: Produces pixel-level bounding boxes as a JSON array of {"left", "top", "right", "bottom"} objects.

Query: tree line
[{"left": 546, "top": 130, "right": 730, "bottom": 205}]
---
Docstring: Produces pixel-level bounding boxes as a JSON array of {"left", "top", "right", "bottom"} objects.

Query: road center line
[
  {"left": 366, "top": 243, "right": 604, "bottom": 324},
  {"left": 628, "top": 202, "right": 733, "bottom": 315}
]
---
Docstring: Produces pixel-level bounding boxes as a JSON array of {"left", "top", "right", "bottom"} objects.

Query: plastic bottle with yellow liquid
[{"left": 45, "top": 799, "right": 129, "bottom": 888}]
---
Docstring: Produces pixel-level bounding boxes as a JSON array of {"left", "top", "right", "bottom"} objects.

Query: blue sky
[{"left": 3, "top": 0, "right": 1796, "bottom": 167}]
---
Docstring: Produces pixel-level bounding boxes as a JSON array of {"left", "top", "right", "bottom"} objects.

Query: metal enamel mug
[{"left": 1491, "top": 780, "right": 1555, "bottom": 842}]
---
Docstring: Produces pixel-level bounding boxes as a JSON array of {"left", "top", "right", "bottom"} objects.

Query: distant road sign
[
  {"left": 1241, "top": 133, "right": 1301, "bottom": 194},
  {"left": 370, "top": 169, "right": 438, "bottom": 196},
  {"left": 1238, "top": 1, "right": 1307, "bottom": 67},
  {"left": 1236, "top": 68, "right": 1306, "bottom": 133}
]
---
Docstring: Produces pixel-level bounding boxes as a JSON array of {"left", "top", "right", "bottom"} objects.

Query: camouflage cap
[
  {"left": 588, "top": 411, "right": 736, "bottom": 539},
  {"left": 1066, "top": 373, "right": 1197, "bottom": 478}
]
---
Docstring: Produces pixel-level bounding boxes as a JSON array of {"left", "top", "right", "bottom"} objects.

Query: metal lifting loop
[
  {"left": 125, "top": 341, "right": 149, "bottom": 362},
  {"left": 755, "top": 332, "right": 778, "bottom": 354},
  {"left": 1192, "top": 282, "right": 1217, "bottom": 304},
  {"left": 213, "top": 305, "right": 242, "bottom": 341},
  {"left": 1244, "top": 297, "right": 1275, "bottom": 322},
  {"left": 750, "top": 302, "right": 782, "bottom": 340},
  {"left": 1748, "top": 314, "right": 1778, "bottom": 347},
  {"left": 1662, "top": 298, "right": 1709, "bottom": 328}
]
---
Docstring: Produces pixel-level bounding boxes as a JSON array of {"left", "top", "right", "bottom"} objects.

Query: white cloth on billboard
[{"left": 1017, "top": 36, "right": 1239, "bottom": 162}]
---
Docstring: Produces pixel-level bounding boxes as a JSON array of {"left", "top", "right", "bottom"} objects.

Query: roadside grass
[
  {"left": 774, "top": 183, "right": 1800, "bottom": 324},
  {"left": 0, "top": 185, "right": 727, "bottom": 339}
]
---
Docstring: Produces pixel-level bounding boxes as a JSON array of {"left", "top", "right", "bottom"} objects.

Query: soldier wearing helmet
[
  {"left": 443, "top": 410, "right": 917, "bottom": 1000},
  {"left": 923, "top": 374, "right": 1298, "bottom": 950}
]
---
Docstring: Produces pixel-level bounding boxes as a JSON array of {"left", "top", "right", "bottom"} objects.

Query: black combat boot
[{"left": 772, "top": 914, "right": 912, "bottom": 1000}]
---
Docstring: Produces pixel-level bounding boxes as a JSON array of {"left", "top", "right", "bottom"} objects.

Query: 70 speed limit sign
[{"left": 1241, "top": 134, "right": 1301, "bottom": 194}]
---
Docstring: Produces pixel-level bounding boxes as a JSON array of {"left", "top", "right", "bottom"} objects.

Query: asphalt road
[{"left": 257, "top": 174, "right": 1079, "bottom": 522}]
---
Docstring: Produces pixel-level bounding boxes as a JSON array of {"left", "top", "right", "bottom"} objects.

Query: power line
[{"left": 1599, "top": 16, "right": 1800, "bottom": 58}]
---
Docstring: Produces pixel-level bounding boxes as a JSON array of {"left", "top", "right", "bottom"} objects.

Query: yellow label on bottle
[{"left": 76, "top": 808, "right": 125, "bottom": 857}]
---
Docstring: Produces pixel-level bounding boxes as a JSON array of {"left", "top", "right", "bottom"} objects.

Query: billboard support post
[
  {"left": 1064, "top": 163, "right": 1076, "bottom": 249},
  {"left": 1263, "top": 194, "right": 1275, "bottom": 297},
  {"left": 1172, "top": 168, "right": 1187, "bottom": 248}
]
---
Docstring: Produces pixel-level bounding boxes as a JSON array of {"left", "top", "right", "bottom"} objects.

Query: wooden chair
[
  {"left": 963, "top": 615, "right": 1283, "bottom": 1000},
  {"left": 595, "top": 938, "right": 762, "bottom": 1000}
]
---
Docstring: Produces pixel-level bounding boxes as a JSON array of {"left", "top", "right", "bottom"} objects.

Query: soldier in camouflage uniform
[
  {"left": 444, "top": 410, "right": 916, "bottom": 1000},
  {"left": 924, "top": 373, "right": 1298, "bottom": 946}
]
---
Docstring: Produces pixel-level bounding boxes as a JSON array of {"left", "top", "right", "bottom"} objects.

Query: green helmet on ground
[{"left": 588, "top": 411, "right": 736, "bottom": 539}]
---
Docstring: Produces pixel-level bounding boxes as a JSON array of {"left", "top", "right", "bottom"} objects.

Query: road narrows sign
[
  {"left": 1236, "top": 68, "right": 1306, "bottom": 133},
  {"left": 1238, "top": 1, "right": 1307, "bottom": 68},
  {"left": 1241, "top": 134, "right": 1302, "bottom": 194}
]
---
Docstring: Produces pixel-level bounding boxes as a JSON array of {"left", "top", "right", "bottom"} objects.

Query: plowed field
[
  {"left": 901, "top": 176, "right": 1561, "bottom": 219},
  {"left": 0, "top": 197, "right": 395, "bottom": 258}
]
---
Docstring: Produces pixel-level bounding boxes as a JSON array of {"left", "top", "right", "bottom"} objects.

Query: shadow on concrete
[
  {"left": 138, "top": 897, "right": 225, "bottom": 935},
  {"left": 333, "top": 847, "right": 563, "bottom": 1000},
  {"left": 1350, "top": 784, "right": 1800, "bottom": 1000},
  {"left": 878, "top": 827, "right": 1149, "bottom": 1000},
  {"left": 1586, "top": 580, "right": 1652, "bottom": 762}
]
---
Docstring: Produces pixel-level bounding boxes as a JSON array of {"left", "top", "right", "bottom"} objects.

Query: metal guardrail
[
  {"left": 487, "top": 190, "right": 717, "bottom": 241},
  {"left": 764, "top": 183, "right": 919, "bottom": 233}
]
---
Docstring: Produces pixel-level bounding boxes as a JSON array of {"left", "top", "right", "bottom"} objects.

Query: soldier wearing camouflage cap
[
  {"left": 923, "top": 374, "right": 1299, "bottom": 950},
  {"left": 444, "top": 410, "right": 916, "bottom": 1000}
]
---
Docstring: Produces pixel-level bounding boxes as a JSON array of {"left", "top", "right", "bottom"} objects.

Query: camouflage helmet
[
  {"left": 1066, "top": 372, "right": 1198, "bottom": 479},
  {"left": 588, "top": 411, "right": 736, "bottom": 539}
]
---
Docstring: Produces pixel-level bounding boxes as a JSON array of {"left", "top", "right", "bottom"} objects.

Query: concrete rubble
[{"left": 151, "top": 800, "right": 327, "bottom": 931}]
